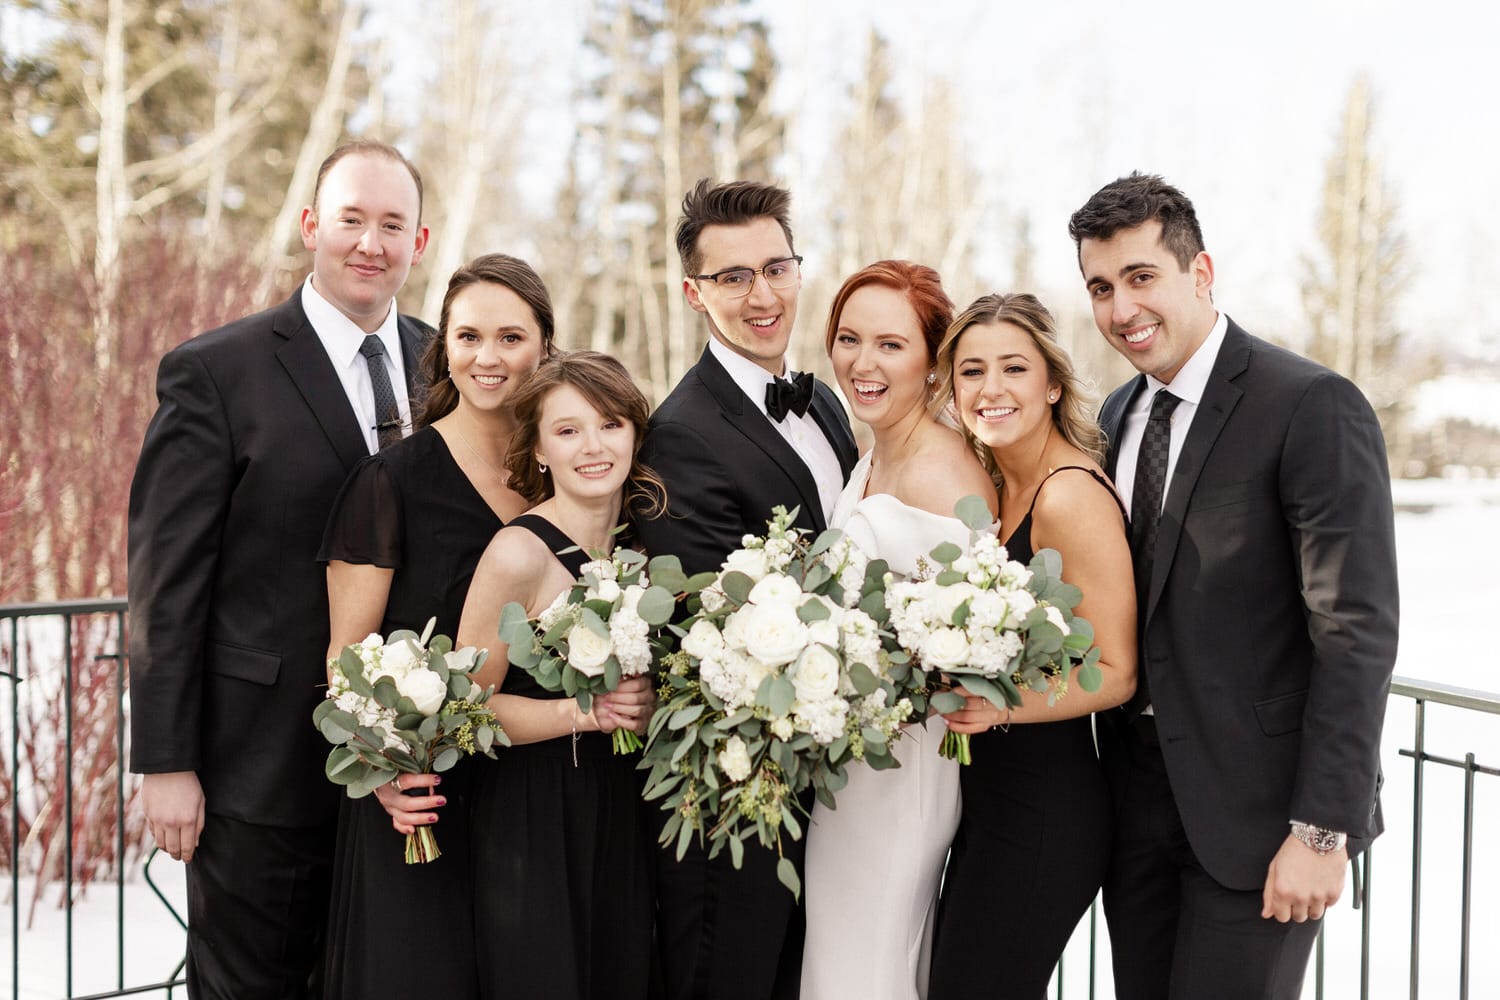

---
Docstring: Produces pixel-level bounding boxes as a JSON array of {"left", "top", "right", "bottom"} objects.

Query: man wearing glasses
[{"left": 635, "top": 178, "right": 858, "bottom": 1000}]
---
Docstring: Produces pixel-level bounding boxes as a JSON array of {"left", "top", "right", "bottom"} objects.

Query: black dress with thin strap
[
  {"left": 319, "top": 426, "right": 502, "bottom": 1000},
  {"left": 469, "top": 514, "right": 655, "bottom": 1000},
  {"left": 928, "top": 467, "right": 1122, "bottom": 1000}
]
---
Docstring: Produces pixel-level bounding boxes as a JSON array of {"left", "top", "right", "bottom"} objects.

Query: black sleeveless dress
[
  {"left": 928, "top": 467, "right": 1123, "bottom": 1000},
  {"left": 319, "top": 426, "right": 502, "bottom": 1000},
  {"left": 469, "top": 514, "right": 655, "bottom": 1000}
]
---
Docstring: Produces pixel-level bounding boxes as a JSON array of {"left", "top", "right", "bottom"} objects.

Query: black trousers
[
  {"left": 185, "top": 813, "right": 336, "bottom": 1000},
  {"left": 652, "top": 807, "right": 807, "bottom": 1000},
  {"left": 1100, "top": 714, "right": 1320, "bottom": 1000}
]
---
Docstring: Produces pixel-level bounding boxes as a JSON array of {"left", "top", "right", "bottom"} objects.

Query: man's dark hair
[
  {"left": 675, "top": 178, "right": 794, "bottom": 276},
  {"left": 313, "top": 140, "right": 425, "bottom": 224},
  {"left": 1068, "top": 172, "right": 1205, "bottom": 271}
]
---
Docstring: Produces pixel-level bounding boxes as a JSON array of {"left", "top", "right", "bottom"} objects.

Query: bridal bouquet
[
  {"left": 642, "top": 507, "right": 913, "bottom": 899},
  {"left": 498, "top": 547, "right": 684, "bottom": 754},
  {"left": 314, "top": 619, "right": 507, "bottom": 862},
  {"left": 885, "top": 510, "right": 1102, "bottom": 764}
]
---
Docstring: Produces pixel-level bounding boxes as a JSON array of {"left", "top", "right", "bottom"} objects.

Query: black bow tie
[{"left": 765, "top": 372, "right": 815, "bottom": 422}]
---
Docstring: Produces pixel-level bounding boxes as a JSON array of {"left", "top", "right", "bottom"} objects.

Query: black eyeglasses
[{"left": 691, "top": 256, "right": 803, "bottom": 299}]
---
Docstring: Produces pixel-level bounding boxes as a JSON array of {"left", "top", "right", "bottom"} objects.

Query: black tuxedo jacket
[
  {"left": 634, "top": 345, "right": 858, "bottom": 576},
  {"left": 1098, "top": 318, "right": 1398, "bottom": 890},
  {"left": 128, "top": 291, "right": 431, "bottom": 828}
]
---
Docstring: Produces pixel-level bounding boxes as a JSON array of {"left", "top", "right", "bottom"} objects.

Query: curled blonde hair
[{"left": 931, "top": 293, "right": 1103, "bottom": 487}]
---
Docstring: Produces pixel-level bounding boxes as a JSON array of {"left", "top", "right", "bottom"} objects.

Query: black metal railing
[{"left": 3, "top": 599, "right": 1496, "bottom": 999}]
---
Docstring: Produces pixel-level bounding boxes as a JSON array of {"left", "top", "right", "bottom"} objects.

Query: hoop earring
[{"left": 538, "top": 461, "right": 548, "bottom": 474}]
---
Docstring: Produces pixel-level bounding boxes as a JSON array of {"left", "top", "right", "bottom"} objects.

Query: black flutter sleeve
[{"left": 317, "top": 454, "right": 404, "bottom": 569}]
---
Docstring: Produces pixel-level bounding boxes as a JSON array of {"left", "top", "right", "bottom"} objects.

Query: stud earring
[
  {"left": 1049, "top": 391, "right": 1059, "bottom": 403},
  {"left": 926, "top": 371, "right": 937, "bottom": 385}
]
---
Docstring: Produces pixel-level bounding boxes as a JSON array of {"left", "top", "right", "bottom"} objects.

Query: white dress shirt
[
  {"left": 708, "top": 337, "right": 844, "bottom": 523},
  {"left": 1114, "top": 310, "right": 1230, "bottom": 521},
  {"left": 301, "top": 276, "right": 412, "bottom": 455}
]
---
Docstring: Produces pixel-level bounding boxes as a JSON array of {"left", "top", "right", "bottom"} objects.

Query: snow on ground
[{"left": 4, "top": 484, "right": 1498, "bottom": 998}]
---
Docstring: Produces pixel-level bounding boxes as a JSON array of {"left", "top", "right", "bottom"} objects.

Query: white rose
[
  {"left": 769, "top": 716, "right": 795, "bottom": 740},
  {"left": 371, "top": 639, "right": 419, "bottom": 682},
  {"left": 923, "top": 627, "right": 972, "bottom": 670},
  {"left": 723, "top": 547, "right": 769, "bottom": 582},
  {"left": 681, "top": 619, "right": 726, "bottom": 661},
  {"left": 748, "top": 573, "right": 803, "bottom": 608},
  {"left": 790, "top": 644, "right": 841, "bottom": 704},
  {"left": 930, "top": 582, "right": 978, "bottom": 625},
  {"left": 806, "top": 618, "right": 840, "bottom": 649},
  {"left": 1043, "top": 605, "right": 1070, "bottom": 636},
  {"left": 591, "top": 578, "right": 622, "bottom": 604},
  {"left": 566, "top": 623, "right": 613, "bottom": 677},
  {"left": 396, "top": 668, "right": 449, "bottom": 716},
  {"left": 717, "top": 735, "right": 753, "bottom": 782},
  {"left": 738, "top": 602, "right": 809, "bottom": 667}
]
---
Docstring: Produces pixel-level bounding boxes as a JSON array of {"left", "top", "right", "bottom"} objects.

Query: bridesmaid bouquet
[
  {"left": 642, "top": 506, "right": 914, "bottom": 899},
  {"left": 885, "top": 515, "right": 1102, "bottom": 764},
  {"left": 498, "top": 547, "right": 684, "bottom": 754},
  {"left": 315, "top": 619, "right": 507, "bottom": 862}
]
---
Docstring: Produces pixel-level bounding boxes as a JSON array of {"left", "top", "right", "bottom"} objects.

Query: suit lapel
[
  {"left": 1100, "top": 375, "right": 1146, "bottom": 482},
  {"left": 396, "top": 315, "right": 430, "bottom": 396},
  {"left": 695, "top": 347, "right": 832, "bottom": 532},
  {"left": 273, "top": 295, "right": 370, "bottom": 473},
  {"left": 1145, "top": 324, "right": 1250, "bottom": 621},
  {"left": 808, "top": 382, "right": 858, "bottom": 480}
]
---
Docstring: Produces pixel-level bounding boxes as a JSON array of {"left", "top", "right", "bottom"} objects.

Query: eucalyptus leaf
[
  {"left": 433, "top": 747, "right": 460, "bottom": 771},
  {"left": 318, "top": 711, "right": 356, "bottom": 745},
  {"left": 847, "top": 662, "right": 878, "bottom": 697},
  {"left": 929, "top": 541, "right": 962, "bottom": 565},
  {"left": 767, "top": 676, "right": 796, "bottom": 718},
  {"left": 1031, "top": 547, "right": 1064, "bottom": 579},
  {"left": 720, "top": 571, "right": 754, "bottom": 605},
  {"left": 929, "top": 690, "right": 966, "bottom": 714},
  {"left": 797, "top": 599, "right": 831, "bottom": 623},
  {"left": 637, "top": 586, "right": 677, "bottom": 626},
  {"left": 777, "top": 858, "right": 802, "bottom": 900},
  {"left": 954, "top": 494, "right": 995, "bottom": 532},
  {"left": 497, "top": 602, "right": 533, "bottom": 647},
  {"left": 807, "top": 528, "right": 842, "bottom": 559}
]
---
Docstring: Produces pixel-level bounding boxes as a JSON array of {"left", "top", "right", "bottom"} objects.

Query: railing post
[
  {"left": 7, "top": 614, "right": 19, "bottom": 1000},
  {"left": 1459, "top": 752, "right": 1475, "bottom": 1000},
  {"left": 64, "top": 612, "right": 76, "bottom": 1000},
  {"left": 1409, "top": 698, "right": 1425, "bottom": 1000}
]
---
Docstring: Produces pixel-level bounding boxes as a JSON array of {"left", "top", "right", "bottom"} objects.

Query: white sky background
[{"left": 370, "top": 0, "right": 1500, "bottom": 365}]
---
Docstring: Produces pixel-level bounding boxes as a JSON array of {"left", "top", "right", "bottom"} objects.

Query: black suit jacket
[
  {"left": 127, "top": 291, "right": 430, "bottom": 828},
  {"left": 1098, "top": 318, "right": 1398, "bottom": 890},
  {"left": 634, "top": 345, "right": 858, "bottom": 576}
]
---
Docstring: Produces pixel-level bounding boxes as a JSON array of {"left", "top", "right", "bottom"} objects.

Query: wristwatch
[{"left": 1290, "top": 821, "right": 1347, "bottom": 855}]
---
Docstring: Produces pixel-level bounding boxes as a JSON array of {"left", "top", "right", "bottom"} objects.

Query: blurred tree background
[{"left": 2, "top": 0, "right": 1496, "bottom": 609}]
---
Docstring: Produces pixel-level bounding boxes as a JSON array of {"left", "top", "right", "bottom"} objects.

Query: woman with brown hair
[
  {"left": 319, "top": 253, "right": 555, "bottom": 999},
  {"left": 456, "top": 350, "right": 665, "bottom": 1000}
]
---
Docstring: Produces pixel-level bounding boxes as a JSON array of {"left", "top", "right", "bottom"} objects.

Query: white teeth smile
[
  {"left": 852, "top": 380, "right": 886, "bottom": 397},
  {"left": 978, "top": 406, "right": 1016, "bottom": 419},
  {"left": 474, "top": 375, "right": 505, "bottom": 386},
  {"left": 748, "top": 318, "right": 776, "bottom": 328},
  {"left": 1123, "top": 324, "right": 1158, "bottom": 345},
  {"left": 576, "top": 463, "right": 611, "bottom": 474}
]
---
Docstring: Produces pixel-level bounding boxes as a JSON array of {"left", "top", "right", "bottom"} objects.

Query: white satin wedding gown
[{"left": 800, "top": 452, "right": 969, "bottom": 1000}]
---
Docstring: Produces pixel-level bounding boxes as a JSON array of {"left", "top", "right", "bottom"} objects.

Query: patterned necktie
[
  {"left": 1127, "top": 389, "right": 1179, "bottom": 716},
  {"left": 359, "top": 334, "right": 403, "bottom": 450},
  {"left": 765, "top": 371, "right": 814, "bottom": 422}
]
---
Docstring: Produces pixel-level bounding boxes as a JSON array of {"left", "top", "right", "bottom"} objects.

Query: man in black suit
[
  {"left": 128, "top": 140, "right": 430, "bottom": 999},
  {"left": 635, "top": 179, "right": 858, "bottom": 1000},
  {"left": 1069, "top": 173, "right": 1398, "bottom": 999}
]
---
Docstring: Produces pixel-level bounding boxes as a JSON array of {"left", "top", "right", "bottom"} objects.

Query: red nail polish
[{"left": 437, "top": 797, "right": 447, "bottom": 806}]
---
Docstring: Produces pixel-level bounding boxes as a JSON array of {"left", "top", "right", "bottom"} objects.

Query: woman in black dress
[
  {"left": 456, "top": 351, "right": 664, "bottom": 1000},
  {"left": 319, "top": 254, "right": 555, "bottom": 999},
  {"left": 926, "top": 293, "right": 1138, "bottom": 1000}
]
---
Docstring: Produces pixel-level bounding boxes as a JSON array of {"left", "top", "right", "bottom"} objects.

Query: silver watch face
[{"left": 1295, "top": 823, "right": 1345, "bottom": 853}]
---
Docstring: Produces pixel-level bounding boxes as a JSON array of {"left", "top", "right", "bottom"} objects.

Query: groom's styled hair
[
  {"left": 1067, "top": 171, "right": 1205, "bottom": 271},
  {"left": 675, "top": 179, "right": 795, "bottom": 277}
]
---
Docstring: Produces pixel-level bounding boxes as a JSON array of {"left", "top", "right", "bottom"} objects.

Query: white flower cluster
[
  {"left": 328, "top": 634, "right": 464, "bottom": 750},
  {"left": 685, "top": 528, "right": 886, "bottom": 747},
  {"left": 886, "top": 535, "right": 1051, "bottom": 680},
  {"left": 552, "top": 555, "right": 657, "bottom": 678}
]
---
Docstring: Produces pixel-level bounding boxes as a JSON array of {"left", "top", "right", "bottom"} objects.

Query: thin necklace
[{"left": 452, "top": 420, "right": 506, "bottom": 478}]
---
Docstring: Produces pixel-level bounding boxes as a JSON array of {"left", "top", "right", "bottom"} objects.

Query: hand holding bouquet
[
  {"left": 314, "top": 618, "right": 507, "bottom": 862},
  {"left": 499, "top": 547, "right": 686, "bottom": 754},
  {"left": 885, "top": 499, "right": 1102, "bottom": 763},
  {"left": 642, "top": 507, "right": 914, "bottom": 899}
]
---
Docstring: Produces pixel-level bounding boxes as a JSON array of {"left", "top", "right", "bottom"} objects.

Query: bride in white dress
[{"left": 801, "top": 262, "right": 998, "bottom": 1000}]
